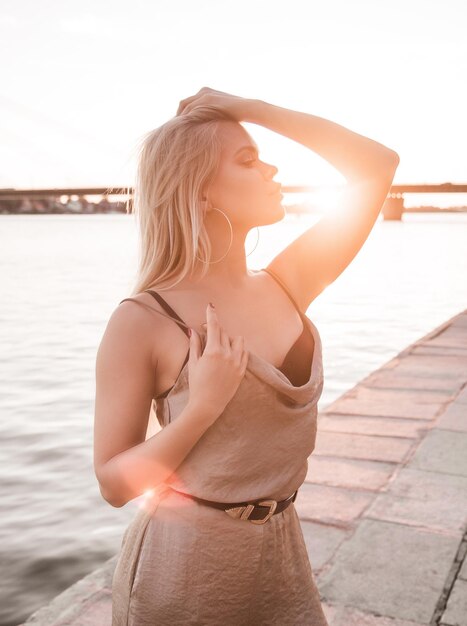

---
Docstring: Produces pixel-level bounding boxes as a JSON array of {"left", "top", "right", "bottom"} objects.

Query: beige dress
[{"left": 111, "top": 269, "right": 329, "bottom": 625}]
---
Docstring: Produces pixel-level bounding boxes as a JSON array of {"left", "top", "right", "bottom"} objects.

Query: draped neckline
[{"left": 154, "top": 313, "right": 322, "bottom": 404}]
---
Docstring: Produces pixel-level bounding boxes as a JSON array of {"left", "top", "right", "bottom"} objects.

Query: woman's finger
[
  {"left": 177, "top": 94, "right": 202, "bottom": 115},
  {"left": 204, "top": 303, "right": 220, "bottom": 351},
  {"left": 187, "top": 328, "right": 202, "bottom": 380},
  {"left": 219, "top": 328, "right": 231, "bottom": 352},
  {"left": 176, "top": 99, "right": 189, "bottom": 116},
  {"left": 241, "top": 349, "right": 249, "bottom": 373},
  {"left": 230, "top": 335, "right": 245, "bottom": 366}
]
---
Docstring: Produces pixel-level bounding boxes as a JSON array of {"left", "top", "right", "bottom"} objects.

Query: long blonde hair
[{"left": 124, "top": 106, "right": 237, "bottom": 295}]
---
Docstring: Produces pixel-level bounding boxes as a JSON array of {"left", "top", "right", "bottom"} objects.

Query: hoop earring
[
  {"left": 195, "top": 207, "right": 260, "bottom": 264},
  {"left": 246, "top": 226, "right": 260, "bottom": 257}
]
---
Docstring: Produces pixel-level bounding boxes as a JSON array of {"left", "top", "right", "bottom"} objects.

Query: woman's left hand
[{"left": 176, "top": 87, "right": 258, "bottom": 122}]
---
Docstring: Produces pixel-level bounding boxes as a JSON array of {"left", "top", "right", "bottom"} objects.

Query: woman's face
[{"left": 206, "top": 121, "right": 283, "bottom": 228}]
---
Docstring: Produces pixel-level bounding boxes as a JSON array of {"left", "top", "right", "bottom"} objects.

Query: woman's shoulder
[
  {"left": 101, "top": 291, "right": 169, "bottom": 370},
  {"left": 116, "top": 290, "right": 161, "bottom": 317}
]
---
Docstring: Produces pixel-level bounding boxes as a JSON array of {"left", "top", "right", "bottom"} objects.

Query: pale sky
[{"left": 0, "top": 0, "right": 466, "bottom": 190}]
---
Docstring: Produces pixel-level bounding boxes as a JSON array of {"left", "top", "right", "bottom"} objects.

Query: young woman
[{"left": 94, "top": 87, "right": 399, "bottom": 625}]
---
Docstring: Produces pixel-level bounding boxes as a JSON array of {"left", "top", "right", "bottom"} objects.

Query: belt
[{"left": 167, "top": 486, "right": 299, "bottom": 525}]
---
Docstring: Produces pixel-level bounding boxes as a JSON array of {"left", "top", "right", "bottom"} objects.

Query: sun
[{"left": 310, "top": 185, "right": 347, "bottom": 215}]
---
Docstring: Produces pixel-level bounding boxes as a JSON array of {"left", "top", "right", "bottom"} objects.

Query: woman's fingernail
[{"left": 209, "top": 302, "right": 215, "bottom": 308}]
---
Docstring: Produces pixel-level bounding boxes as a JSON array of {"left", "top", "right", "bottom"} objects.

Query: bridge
[
  {"left": 381, "top": 183, "right": 467, "bottom": 220},
  {"left": 0, "top": 183, "right": 466, "bottom": 220},
  {"left": 283, "top": 183, "right": 467, "bottom": 220}
]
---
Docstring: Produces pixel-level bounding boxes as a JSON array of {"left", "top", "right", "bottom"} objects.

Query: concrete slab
[
  {"left": 295, "top": 483, "right": 373, "bottom": 527},
  {"left": 363, "top": 491, "right": 467, "bottom": 536},
  {"left": 440, "top": 578, "right": 467, "bottom": 626},
  {"left": 454, "top": 385, "right": 467, "bottom": 404},
  {"left": 61, "top": 590, "right": 111, "bottom": 626},
  {"left": 317, "top": 518, "right": 460, "bottom": 624},
  {"left": 425, "top": 326, "right": 467, "bottom": 349},
  {"left": 450, "top": 314, "right": 467, "bottom": 328},
  {"left": 412, "top": 345, "right": 467, "bottom": 358},
  {"left": 459, "top": 553, "right": 467, "bottom": 580},
  {"left": 362, "top": 368, "right": 461, "bottom": 393},
  {"left": 306, "top": 456, "right": 396, "bottom": 491},
  {"left": 436, "top": 400, "right": 467, "bottom": 432},
  {"left": 313, "top": 431, "right": 414, "bottom": 463},
  {"left": 325, "top": 385, "right": 449, "bottom": 420},
  {"left": 321, "top": 603, "right": 428, "bottom": 626},
  {"left": 22, "top": 556, "right": 115, "bottom": 624},
  {"left": 300, "top": 520, "right": 351, "bottom": 572},
  {"left": 318, "top": 414, "right": 431, "bottom": 438},
  {"left": 388, "top": 354, "right": 467, "bottom": 384},
  {"left": 385, "top": 466, "right": 467, "bottom": 500},
  {"left": 408, "top": 429, "right": 467, "bottom": 476}
]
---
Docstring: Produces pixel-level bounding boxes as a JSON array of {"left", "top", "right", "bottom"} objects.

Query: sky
[{"left": 0, "top": 0, "right": 466, "bottom": 190}]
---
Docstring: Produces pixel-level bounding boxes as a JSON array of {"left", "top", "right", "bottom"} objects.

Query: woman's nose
[{"left": 264, "top": 162, "right": 278, "bottom": 178}]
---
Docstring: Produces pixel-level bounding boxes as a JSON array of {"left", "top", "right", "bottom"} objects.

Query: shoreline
[{"left": 2, "top": 206, "right": 467, "bottom": 216}]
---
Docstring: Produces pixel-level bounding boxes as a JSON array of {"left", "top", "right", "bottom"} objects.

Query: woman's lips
[{"left": 269, "top": 184, "right": 282, "bottom": 195}]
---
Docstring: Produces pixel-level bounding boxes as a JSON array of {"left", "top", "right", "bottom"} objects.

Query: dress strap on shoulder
[
  {"left": 144, "top": 290, "right": 190, "bottom": 334},
  {"left": 260, "top": 267, "right": 302, "bottom": 316},
  {"left": 118, "top": 294, "right": 190, "bottom": 337}
]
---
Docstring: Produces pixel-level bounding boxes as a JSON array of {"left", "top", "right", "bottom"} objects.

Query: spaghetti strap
[
  {"left": 119, "top": 293, "right": 191, "bottom": 402},
  {"left": 145, "top": 290, "right": 191, "bottom": 338},
  {"left": 260, "top": 267, "right": 303, "bottom": 316},
  {"left": 118, "top": 295, "right": 190, "bottom": 338}
]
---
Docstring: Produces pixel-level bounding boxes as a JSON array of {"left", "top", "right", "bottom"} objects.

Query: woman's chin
[{"left": 264, "top": 204, "right": 286, "bottom": 225}]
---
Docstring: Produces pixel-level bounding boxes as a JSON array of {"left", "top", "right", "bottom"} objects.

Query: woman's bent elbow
[{"left": 98, "top": 482, "right": 127, "bottom": 508}]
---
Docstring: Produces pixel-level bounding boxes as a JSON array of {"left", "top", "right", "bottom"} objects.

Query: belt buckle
[
  {"left": 225, "top": 499, "right": 277, "bottom": 524},
  {"left": 250, "top": 499, "right": 278, "bottom": 524}
]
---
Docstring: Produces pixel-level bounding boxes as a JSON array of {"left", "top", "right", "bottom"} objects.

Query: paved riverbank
[
  {"left": 23, "top": 309, "right": 467, "bottom": 626},
  {"left": 300, "top": 308, "right": 467, "bottom": 626}
]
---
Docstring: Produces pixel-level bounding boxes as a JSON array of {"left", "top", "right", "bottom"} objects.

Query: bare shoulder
[
  {"left": 103, "top": 292, "right": 168, "bottom": 367},
  {"left": 254, "top": 265, "right": 308, "bottom": 316},
  {"left": 94, "top": 292, "right": 167, "bottom": 494}
]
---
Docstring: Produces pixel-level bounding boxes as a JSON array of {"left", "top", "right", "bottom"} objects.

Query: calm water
[{"left": 1, "top": 211, "right": 467, "bottom": 625}]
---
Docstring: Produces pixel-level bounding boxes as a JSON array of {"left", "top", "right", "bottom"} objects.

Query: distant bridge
[
  {"left": 284, "top": 183, "right": 467, "bottom": 220},
  {"left": 1, "top": 183, "right": 466, "bottom": 220}
]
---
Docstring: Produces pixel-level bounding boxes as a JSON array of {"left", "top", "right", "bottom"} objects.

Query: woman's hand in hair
[
  {"left": 176, "top": 86, "right": 258, "bottom": 122},
  {"left": 187, "top": 302, "right": 249, "bottom": 424}
]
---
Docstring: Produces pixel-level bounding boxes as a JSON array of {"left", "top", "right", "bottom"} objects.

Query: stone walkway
[
  {"left": 23, "top": 310, "right": 467, "bottom": 626},
  {"left": 302, "top": 309, "right": 467, "bottom": 626}
]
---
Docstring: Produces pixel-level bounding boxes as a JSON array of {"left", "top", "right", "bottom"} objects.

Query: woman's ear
[{"left": 200, "top": 195, "right": 212, "bottom": 211}]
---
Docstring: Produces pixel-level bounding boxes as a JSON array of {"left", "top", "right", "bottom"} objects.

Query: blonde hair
[{"left": 123, "top": 106, "right": 238, "bottom": 295}]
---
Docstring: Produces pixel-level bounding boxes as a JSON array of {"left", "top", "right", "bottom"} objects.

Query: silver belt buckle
[{"left": 225, "top": 499, "right": 278, "bottom": 524}]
